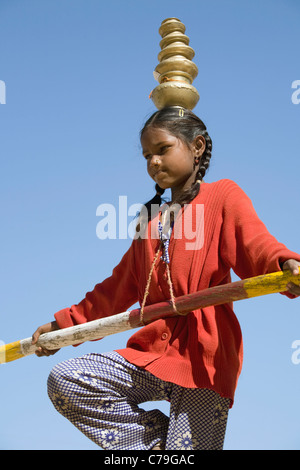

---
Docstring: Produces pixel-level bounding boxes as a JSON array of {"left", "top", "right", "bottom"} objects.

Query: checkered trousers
[{"left": 47, "top": 351, "right": 230, "bottom": 450}]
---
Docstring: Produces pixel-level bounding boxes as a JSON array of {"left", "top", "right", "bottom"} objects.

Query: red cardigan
[{"left": 54, "top": 179, "right": 300, "bottom": 405}]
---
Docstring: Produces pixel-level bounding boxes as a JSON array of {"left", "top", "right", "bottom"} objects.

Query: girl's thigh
[{"left": 47, "top": 351, "right": 172, "bottom": 449}]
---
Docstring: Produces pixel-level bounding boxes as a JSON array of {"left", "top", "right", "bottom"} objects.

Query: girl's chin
[
  {"left": 153, "top": 175, "right": 172, "bottom": 189},
  {"left": 154, "top": 181, "right": 171, "bottom": 190}
]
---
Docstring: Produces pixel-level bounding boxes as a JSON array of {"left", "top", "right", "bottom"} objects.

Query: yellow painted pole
[{"left": 0, "top": 269, "right": 299, "bottom": 364}]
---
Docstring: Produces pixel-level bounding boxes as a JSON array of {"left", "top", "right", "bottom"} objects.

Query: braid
[
  {"left": 143, "top": 183, "right": 165, "bottom": 214},
  {"left": 173, "top": 129, "right": 213, "bottom": 207},
  {"left": 198, "top": 131, "right": 212, "bottom": 182}
]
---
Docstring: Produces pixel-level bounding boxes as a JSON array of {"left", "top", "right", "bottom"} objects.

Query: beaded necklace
[{"left": 139, "top": 210, "right": 180, "bottom": 325}]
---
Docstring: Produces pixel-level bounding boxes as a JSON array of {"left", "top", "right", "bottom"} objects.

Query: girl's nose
[{"left": 150, "top": 155, "right": 161, "bottom": 168}]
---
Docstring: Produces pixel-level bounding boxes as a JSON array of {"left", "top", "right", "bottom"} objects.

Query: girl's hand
[
  {"left": 282, "top": 259, "right": 300, "bottom": 297},
  {"left": 31, "top": 321, "right": 60, "bottom": 357}
]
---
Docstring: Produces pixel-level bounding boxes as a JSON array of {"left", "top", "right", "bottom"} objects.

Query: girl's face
[{"left": 141, "top": 126, "right": 205, "bottom": 198}]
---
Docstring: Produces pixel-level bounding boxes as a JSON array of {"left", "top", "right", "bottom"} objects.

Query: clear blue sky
[{"left": 0, "top": 0, "right": 300, "bottom": 450}]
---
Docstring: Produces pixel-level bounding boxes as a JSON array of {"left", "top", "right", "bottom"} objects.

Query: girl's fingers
[
  {"left": 283, "top": 259, "right": 300, "bottom": 273},
  {"left": 32, "top": 321, "right": 59, "bottom": 345},
  {"left": 287, "top": 282, "right": 300, "bottom": 297},
  {"left": 282, "top": 260, "right": 300, "bottom": 296},
  {"left": 32, "top": 322, "right": 60, "bottom": 357},
  {"left": 32, "top": 326, "right": 46, "bottom": 345},
  {"left": 34, "top": 346, "right": 60, "bottom": 357},
  {"left": 34, "top": 347, "right": 46, "bottom": 357},
  {"left": 31, "top": 332, "right": 40, "bottom": 345}
]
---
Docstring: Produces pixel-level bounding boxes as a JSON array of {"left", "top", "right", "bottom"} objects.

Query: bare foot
[{"left": 152, "top": 442, "right": 165, "bottom": 450}]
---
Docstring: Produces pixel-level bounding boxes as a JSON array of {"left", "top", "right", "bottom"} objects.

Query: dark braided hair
[{"left": 140, "top": 106, "right": 213, "bottom": 212}]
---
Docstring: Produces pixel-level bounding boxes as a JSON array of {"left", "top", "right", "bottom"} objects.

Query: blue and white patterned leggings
[{"left": 47, "top": 351, "right": 230, "bottom": 450}]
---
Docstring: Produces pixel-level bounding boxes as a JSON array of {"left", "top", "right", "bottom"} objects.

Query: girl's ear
[{"left": 192, "top": 135, "right": 206, "bottom": 158}]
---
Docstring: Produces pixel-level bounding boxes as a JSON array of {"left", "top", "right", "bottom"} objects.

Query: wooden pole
[{"left": 0, "top": 268, "right": 299, "bottom": 364}]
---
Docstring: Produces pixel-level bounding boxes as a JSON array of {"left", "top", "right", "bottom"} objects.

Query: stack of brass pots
[{"left": 150, "top": 18, "right": 199, "bottom": 110}]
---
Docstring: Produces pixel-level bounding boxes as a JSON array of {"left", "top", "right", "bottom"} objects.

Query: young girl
[{"left": 32, "top": 106, "right": 300, "bottom": 450}]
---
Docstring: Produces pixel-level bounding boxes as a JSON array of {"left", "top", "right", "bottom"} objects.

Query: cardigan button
[{"left": 161, "top": 332, "right": 168, "bottom": 340}]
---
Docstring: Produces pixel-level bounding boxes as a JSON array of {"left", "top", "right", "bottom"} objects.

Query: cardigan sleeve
[
  {"left": 54, "top": 241, "right": 139, "bottom": 329},
  {"left": 219, "top": 180, "right": 300, "bottom": 283}
]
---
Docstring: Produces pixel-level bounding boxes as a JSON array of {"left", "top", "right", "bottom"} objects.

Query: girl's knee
[{"left": 47, "top": 361, "right": 74, "bottom": 410}]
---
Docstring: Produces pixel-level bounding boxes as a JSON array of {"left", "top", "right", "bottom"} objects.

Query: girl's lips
[{"left": 154, "top": 169, "right": 164, "bottom": 180}]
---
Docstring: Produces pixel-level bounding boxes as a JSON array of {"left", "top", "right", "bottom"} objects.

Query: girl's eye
[{"left": 143, "top": 145, "right": 170, "bottom": 160}]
